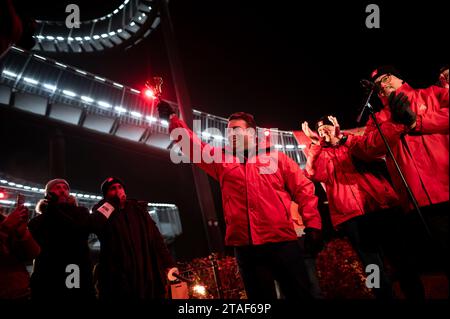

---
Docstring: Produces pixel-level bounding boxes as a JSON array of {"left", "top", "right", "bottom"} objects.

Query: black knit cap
[
  {"left": 315, "top": 116, "right": 334, "bottom": 131},
  {"left": 101, "top": 177, "right": 125, "bottom": 197},
  {"left": 370, "top": 65, "right": 402, "bottom": 82}
]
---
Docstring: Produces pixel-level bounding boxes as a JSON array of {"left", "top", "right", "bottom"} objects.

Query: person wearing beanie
[
  {"left": 364, "top": 65, "right": 449, "bottom": 298},
  {"left": 100, "top": 177, "right": 125, "bottom": 197},
  {"left": 302, "top": 115, "right": 422, "bottom": 299},
  {"left": 28, "top": 178, "right": 96, "bottom": 301},
  {"left": 90, "top": 177, "right": 178, "bottom": 300},
  {"left": 44, "top": 178, "right": 70, "bottom": 201}
]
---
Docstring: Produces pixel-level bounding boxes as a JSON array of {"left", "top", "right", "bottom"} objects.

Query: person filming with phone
[{"left": 0, "top": 195, "right": 40, "bottom": 300}]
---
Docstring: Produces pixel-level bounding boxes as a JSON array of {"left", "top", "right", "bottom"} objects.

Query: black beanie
[
  {"left": 315, "top": 117, "right": 334, "bottom": 131},
  {"left": 101, "top": 177, "right": 125, "bottom": 197},
  {"left": 370, "top": 65, "right": 402, "bottom": 82}
]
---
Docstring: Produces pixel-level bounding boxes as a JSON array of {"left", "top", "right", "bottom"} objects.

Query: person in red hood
[
  {"left": 302, "top": 115, "right": 423, "bottom": 299},
  {"left": 157, "top": 101, "right": 322, "bottom": 300},
  {"left": 368, "top": 65, "right": 449, "bottom": 292}
]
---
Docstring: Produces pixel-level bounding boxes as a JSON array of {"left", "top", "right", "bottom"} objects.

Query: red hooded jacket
[{"left": 305, "top": 129, "right": 404, "bottom": 228}]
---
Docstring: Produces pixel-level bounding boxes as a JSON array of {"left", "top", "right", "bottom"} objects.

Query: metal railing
[
  {"left": 0, "top": 172, "right": 182, "bottom": 243},
  {"left": 1, "top": 46, "right": 307, "bottom": 166},
  {"left": 32, "top": 0, "right": 161, "bottom": 52}
]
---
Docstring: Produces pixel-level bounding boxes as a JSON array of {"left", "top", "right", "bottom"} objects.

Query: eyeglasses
[{"left": 374, "top": 74, "right": 391, "bottom": 89}]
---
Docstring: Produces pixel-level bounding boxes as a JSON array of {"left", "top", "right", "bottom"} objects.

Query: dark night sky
[{"left": 18, "top": 0, "right": 448, "bottom": 130}]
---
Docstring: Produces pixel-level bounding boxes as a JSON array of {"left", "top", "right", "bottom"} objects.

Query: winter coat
[
  {"left": 28, "top": 201, "right": 95, "bottom": 300},
  {"left": 0, "top": 213, "right": 40, "bottom": 300},
  {"left": 169, "top": 115, "right": 321, "bottom": 246},
  {"left": 305, "top": 134, "right": 400, "bottom": 227},
  {"left": 92, "top": 199, "right": 175, "bottom": 300},
  {"left": 364, "top": 83, "right": 449, "bottom": 211}
]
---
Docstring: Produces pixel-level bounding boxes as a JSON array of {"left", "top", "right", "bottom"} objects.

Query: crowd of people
[
  {"left": 156, "top": 64, "right": 448, "bottom": 300},
  {"left": 1, "top": 0, "right": 448, "bottom": 302},
  {"left": 1, "top": 59, "right": 448, "bottom": 300},
  {"left": 1, "top": 177, "right": 178, "bottom": 301}
]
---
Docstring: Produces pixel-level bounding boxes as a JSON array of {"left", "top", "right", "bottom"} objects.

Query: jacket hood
[{"left": 35, "top": 199, "right": 48, "bottom": 214}]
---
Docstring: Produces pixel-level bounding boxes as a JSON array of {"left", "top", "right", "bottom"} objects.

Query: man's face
[
  {"left": 227, "top": 119, "right": 255, "bottom": 151},
  {"left": 374, "top": 73, "right": 396, "bottom": 97},
  {"left": 105, "top": 183, "right": 126, "bottom": 205},
  {"left": 317, "top": 125, "right": 335, "bottom": 143},
  {"left": 49, "top": 182, "right": 69, "bottom": 203},
  {"left": 439, "top": 69, "right": 449, "bottom": 88}
]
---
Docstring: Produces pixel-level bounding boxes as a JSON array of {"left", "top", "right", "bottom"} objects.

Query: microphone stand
[{"left": 357, "top": 87, "right": 431, "bottom": 239}]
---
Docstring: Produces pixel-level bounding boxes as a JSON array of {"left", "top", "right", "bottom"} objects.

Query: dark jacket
[
  {"left": 92, "top": 199, "right": 175, "bottom": 301},
  {"left": 28, "top": 201, "right": 95, "bottom": 300}
]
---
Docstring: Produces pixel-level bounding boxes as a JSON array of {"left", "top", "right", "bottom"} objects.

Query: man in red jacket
[
  {"left": 158, "top": 102, "right": 323, "bottom": 299},
  {"left": 368, "top": 65, "right": 449, "bottom": 291},
  {"left": 302, "top": 115, "right": 423, "bottom": 299}
]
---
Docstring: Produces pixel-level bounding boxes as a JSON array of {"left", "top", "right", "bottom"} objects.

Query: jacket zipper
[
  {"left": 275, "top": 190, "right": 290, "bottom": 220},
  {"left": 243, "top": 160, "right": 253, "bottom": 245}
]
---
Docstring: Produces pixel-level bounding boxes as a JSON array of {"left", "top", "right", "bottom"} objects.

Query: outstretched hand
[
  {"left": 327, "top": 115, "right": 342, "bottom": 138},
  {"left": 156, "top": 100, "right": 176, "bottom": 121},
  {"left": 301, "top": 121, "right": 319, "bottom": 144}
]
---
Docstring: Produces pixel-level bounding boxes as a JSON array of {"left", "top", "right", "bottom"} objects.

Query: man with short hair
[{"left": 158, "top": 101, "right": 323, "bottom": 299}]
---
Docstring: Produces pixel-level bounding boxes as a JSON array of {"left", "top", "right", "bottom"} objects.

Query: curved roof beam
[{"left": 31, "top": 0, "right": 161, "bottom": 53}]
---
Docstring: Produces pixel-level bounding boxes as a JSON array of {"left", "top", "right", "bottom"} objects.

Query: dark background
[{"left": 1, "top": 0, "right": 447, "bottom": 260}]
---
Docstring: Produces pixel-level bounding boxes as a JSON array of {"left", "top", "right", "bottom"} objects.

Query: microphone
[
  {"left": 356, "top": 79, "right": 377, "bottom": 124},
  {"left": 172, "top": 272, "right": 193, "bottom": 283},
  {"left": 360, "top": 79, "right": 376, "bottom": 90},
  {"left": 167, "top": 268, "right": 193, "bottom": 283}
]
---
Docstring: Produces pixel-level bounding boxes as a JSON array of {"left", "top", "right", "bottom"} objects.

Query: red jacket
[
  {"left": 169, "top": 116, "right": 321, "bottom": 246},
  {"left": 365, "top": 83, "right": 449, "bottom": 211},
  {"left": 0, "top": 215, "right": 40, "bottom": 300},
  {"left": 305, "top": 131, "right": 404, "bottom": 228}
]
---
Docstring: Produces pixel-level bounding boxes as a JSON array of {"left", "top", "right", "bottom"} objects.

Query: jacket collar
[
  {"left": 395, "top": 82, "right": 414, "bottom": 95},
  {"left": 223, "top": 143, "right": 274, "bottom": 162}
]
